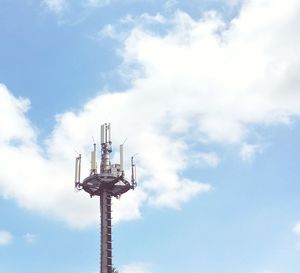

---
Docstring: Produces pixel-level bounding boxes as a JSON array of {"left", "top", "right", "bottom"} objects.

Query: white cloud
[
  {"left": 293, "top": 221, "right": 300, "bottom": 235},
  {"left": 0, "top": 84, "right": 208, "bottom": 228},
  {"left": 42, "top": 0, "right": 111, "bottom": 13},
  {"left": 293, "top": 221, "right": 300, "bottom": 248},
  {"left": 0, "top": 230, "right": 13, "bottom": 246},
  {"left": 121, "top": 263, "right": 152, "bottom": 273},
  {"left": 99, "top": 13, "right": 165, "bottom": 41},
  {"left": 226, "top": 0, "right": 241, "bottom": 7},
  {"left": 164, "top": 0, "right": 179, "bottom": 12},
  {"left": 191, "top": 152, "right": 220, "bottom": 168},
  {"left": 99, "top": 24, "right": 120, "bottom": 40},
  {"left": 84, "top": 0, "right": 110, "bottom": 8},
  {"left": 1, "top": 0, "right": 300, "bottom": 228},
  {"left": 0, "top": 85, "right": 33, "bottom": 144},
  {"left": 41, "top": 0, "right": 67, "bottom": 13},
  {"left": 24, "top": 233, "right": 37, "bottom": 244},
  {"left": 240, "top": 143, "right": 261, "bottom": 161}
]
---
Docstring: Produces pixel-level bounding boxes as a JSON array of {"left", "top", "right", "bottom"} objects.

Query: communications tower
[{"left": 74, "top": 123, "right": 137, "bottom": 273}]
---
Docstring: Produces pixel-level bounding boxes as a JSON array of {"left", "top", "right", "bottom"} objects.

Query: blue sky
[{"left": 0, "top": 1, "right": 300, "bottom": 273}]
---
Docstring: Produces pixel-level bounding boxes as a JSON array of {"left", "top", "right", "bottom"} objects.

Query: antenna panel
[
  {"left": 101, "top": 125, "right": 105, "bottom": 144},
  {"left": 108, "top": 123, "right": 111, "bottom": 142},
  {"left": 120, "top": 144, "right": 124, "bottom": 172}
]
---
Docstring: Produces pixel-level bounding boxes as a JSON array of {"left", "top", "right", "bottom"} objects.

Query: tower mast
[{"left": 75, "top": 123, "right": 136, "bottom": 273}]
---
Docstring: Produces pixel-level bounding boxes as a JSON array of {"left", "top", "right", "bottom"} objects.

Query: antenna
[
  {"left": 74, "top": 123, "right": 136, "bottom": 273},
  {"left": 90, "top": 143, "right": 97, "bottom": 175},
  {"left": 120, "top": 144, "right": 124, "bottom": 172},
  {"left": 101, "top": 124, "right": 105, "bottom": 144},
  {"left": 131, "top": 154, "right": 137, "bottom": 189},
  {"left": 75, "top": 154, "right": 81, "bottom": 190},
  {"left": 120, "top": 138, "right": 127, "bottom": 173},
  {"left": 108, "top": 123, "right": 111, "bottom": 143}
]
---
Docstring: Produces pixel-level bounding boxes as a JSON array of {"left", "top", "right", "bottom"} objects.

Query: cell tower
[{"left": 74, "top": 123, "right": 137, "bottom": 273}]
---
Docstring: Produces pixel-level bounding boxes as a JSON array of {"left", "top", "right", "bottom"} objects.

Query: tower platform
[{"left": 82, "top": 174, "right": 131, "bottom": 197}]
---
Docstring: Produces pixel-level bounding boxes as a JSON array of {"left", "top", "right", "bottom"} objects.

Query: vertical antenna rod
[
  {"left": 75, "top": 154, "right": 81, "bottom": 190},
  {"left": 120, "top": 144, "right": 124, "bottom": 172},
  {"left": 91, "top": 143, "right": 97, "bottom": 175}
]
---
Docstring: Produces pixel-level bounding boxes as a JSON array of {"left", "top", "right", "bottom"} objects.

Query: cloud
[
  {"left": 1, "top": 0, "right": 300, "bottom": 228},
  {"left": 240, "top": 143, "right": 261, "bottom": 161},
  {"left": 84, "top": 0, "right": 111, "bottom": 8},
  {"left": 99, "top": 24, "right": 120, "bottom": 40},
  {"left": 0, "top": 85, "right": 33, "bottom": 145},
  {"left": 24, "top": 233, "right": 37, "bottom": 244},
  {"left": 0, "top": 230, "right": 13, "bottom": 246},
  {"left": 121, "top": 263, "right": 152, "bottom": 273},
  {"left": 0, "top": 84, "right": 208, "bottom": 228},
  {"left": 293, "top": 221, "right": 300, "bottom": 235},
  {"left": 41, "top": 0, "right": 68, "bottom": 13},
  {"left": 226, "top": 0, "right": 241, "bottom": 7},
  {"left": 41, "top": 0, "right": 111, "bottom": 13},
  {"left": 191, "top": 152, "right": 220, "bottom": 168},
  {"left": 121, "top": 13, "right": 166, "bottom": 25},
  {"left": 293, "top": 221, "right": 300, "bottom": 248},
  {"left": 164, "top": 0, "right": 179, "bottom": 12},
  {"left": 99, "top": 13, "right": 166, "bottom": 41}
]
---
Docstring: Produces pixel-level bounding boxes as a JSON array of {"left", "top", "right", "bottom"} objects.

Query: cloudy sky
[{"left": 0, "top": 0, "right": 300, "bottom": 272}]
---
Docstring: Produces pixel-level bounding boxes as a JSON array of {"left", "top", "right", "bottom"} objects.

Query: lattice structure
[{"left": 75, "top": 123, "right": 136, "bottom": 273}]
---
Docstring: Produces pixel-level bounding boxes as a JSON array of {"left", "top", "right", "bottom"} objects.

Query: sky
[{"left": 0, "top": 0, "right": 300, "bottom": 273}]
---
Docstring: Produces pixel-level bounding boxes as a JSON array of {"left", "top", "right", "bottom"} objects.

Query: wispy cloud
[
  {"left": 164, "top": 0, "right": 179, "bottom": 12},
  {"left": 24, "top": 233, "right": 37, "bottom": 244},
  {"left": 293, "top": 221, "right": 300, "bottom": 235},
  {"left": 98, "top": 13, "right": 166, "bottom": 41},
  {"left": 84, "top": 0, "right": 111, "bottom": 8},
  {"left": 121, "top": 262, "right": 153, "bottom": 273},
  {"left": 240, "top": 143, "right": 261, "bottom": 161},
  {"left": 0, "top": 230, "right": 13, "bottom": 246},
  {"left": 99, "top": 24, "right": 121, "bottom": 40},
  {"left": 41, "top": 0, "right": 112, "bottom": 14},
  {"left": 41, "top": 0, "right": 68, "bottom": 13},
  {"left": 293, "top": 221, "right": 300, "bottom": 248},
  {"left": 191, "top": 152, "right": 220, "bottom": 168},
  {"left": 226, "top": 0, "right": 242, "bottom": 7}
]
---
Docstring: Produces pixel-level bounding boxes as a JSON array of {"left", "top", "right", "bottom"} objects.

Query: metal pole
[{"left": 100, "top": 190, "right": 112, "bottom": 273}]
